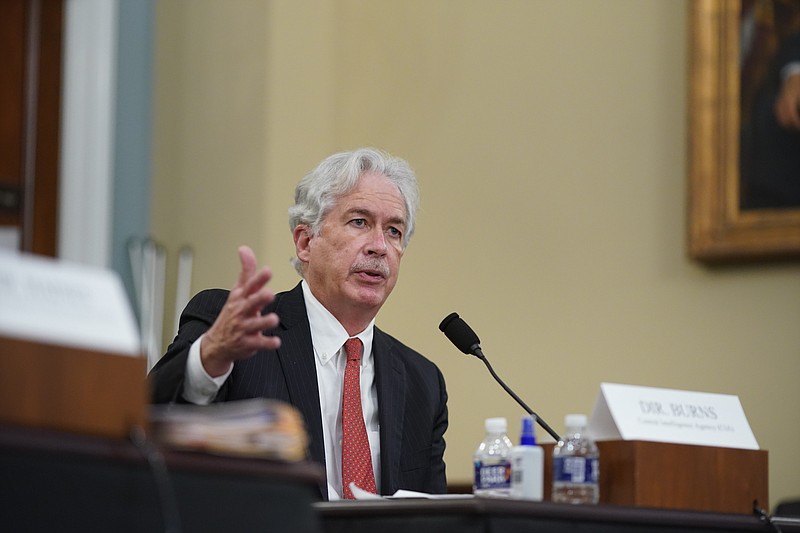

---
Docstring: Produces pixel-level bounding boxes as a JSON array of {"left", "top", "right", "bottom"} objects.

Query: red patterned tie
[{"left": 341, "top": 337, "right": 376, "bottom": 498}]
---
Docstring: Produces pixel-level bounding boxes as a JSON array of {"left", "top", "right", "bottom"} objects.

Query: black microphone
[{"left": 439, "top": 312, "right": 560, "bottom": 442}]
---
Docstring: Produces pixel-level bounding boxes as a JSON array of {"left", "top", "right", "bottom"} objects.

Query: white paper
[
  {"left": 350, "top": 483, "right": 473, "bottom": 500},
  {"left": 350, "top": 483, "right": 383, "bottom": 500},
  {"left": 0, "top": 250, "right": 141, "bottom": 356},
  {"left": 589, "top": 382, "right": 759, "bottom": 450},
  {"left": 388, "top": 490, "right": 473, "bottom": 500}
]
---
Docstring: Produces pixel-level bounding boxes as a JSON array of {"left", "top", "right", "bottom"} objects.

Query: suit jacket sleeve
[{"left": 148, "top": 288, "right": 229, "bottom": 404}]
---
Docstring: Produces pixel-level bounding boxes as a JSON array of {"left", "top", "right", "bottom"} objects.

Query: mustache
[{"left": 351, "top": 258, "right": 390, "bottom": 278}]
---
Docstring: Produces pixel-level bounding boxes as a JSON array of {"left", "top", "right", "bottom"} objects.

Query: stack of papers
[{"left": 150, "top": 398, "right": 308, "bottom": 462}]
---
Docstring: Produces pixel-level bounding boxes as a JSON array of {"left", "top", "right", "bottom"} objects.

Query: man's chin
[{"left": 349, "top": 285, "right": 392, "bottom": 310}]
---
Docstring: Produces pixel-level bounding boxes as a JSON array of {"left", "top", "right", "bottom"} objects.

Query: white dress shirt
[{"left": 182, "top": 280, "right": 381, "bottom": 500}]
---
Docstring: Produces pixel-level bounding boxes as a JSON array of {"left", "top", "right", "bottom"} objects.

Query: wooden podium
[
  {"left": 0, "top": 335, "right": 148, "bottom": 439},
  {"left": 543, "top": 440, "right": 768, "bottom": 514}
]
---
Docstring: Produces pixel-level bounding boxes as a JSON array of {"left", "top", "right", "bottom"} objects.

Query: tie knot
[{"left": 344, "top": 337, "right": 363, "bottom": 362}]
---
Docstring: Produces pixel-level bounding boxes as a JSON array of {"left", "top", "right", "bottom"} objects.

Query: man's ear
[{"left": 293, "top": 224, "right": 312, "bottom": 262}]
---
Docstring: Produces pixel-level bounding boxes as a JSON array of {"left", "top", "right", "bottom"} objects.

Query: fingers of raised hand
[
  {"left": 228, "top": 312, "right": 281, "bottom": 354},
  {"left": 227, "top": 282, "right": 276, "bottom": 322},
  {"left": 204, "top": 310, "right": 281, "bottom": 364},
  {"left": 237, "top": 246, "right": 258, "bottom": 286}
]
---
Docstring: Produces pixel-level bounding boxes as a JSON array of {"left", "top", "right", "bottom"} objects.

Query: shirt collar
[{"left": 301, "top": 280, "right": 375, "bottom": 367}]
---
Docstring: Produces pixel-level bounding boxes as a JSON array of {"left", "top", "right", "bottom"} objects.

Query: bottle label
[
  {"left": 474, "top": 460, "right": 511, "bottom": 490},
  {"left": 552, "top": 456, "right": 598, "bottom": 484}
]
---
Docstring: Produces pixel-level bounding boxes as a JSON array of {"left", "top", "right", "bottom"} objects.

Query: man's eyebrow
[
  {"left": 386, "top": 215, "right": 407, "bottom": 228},
  {"left": 346, "top": 207, "right": 406, "bottom": 227},
  {"left": 347, "top": 207, "right": 371, "bottom": 217}
]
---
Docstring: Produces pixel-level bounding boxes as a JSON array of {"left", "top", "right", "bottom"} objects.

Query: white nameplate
[
  {"left": 588, "top": 382, "right": 759, "bottom": 450},
  {"left": 0, "top": 251, "right": 141, "bottom": 356}
]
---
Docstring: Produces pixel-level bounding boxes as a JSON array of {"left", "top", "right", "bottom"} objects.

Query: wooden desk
[
  {"left": 0, "top": 425, "right": 325, "bottom": 532},
  {"left": 3, "top": 425, "right": 795, "bottom": 533}
]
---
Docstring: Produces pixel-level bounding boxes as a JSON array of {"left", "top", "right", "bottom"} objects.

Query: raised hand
[{"left": 200, "top": 246, "right": 281, "bottom": 377}]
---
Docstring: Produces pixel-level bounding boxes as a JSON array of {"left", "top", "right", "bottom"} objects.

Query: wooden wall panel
[{"left": 0, "top": 0, "right": 63, "bottom": 256}]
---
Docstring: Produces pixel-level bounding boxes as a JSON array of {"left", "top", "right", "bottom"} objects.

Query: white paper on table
[{"left": 350, "top": 483, "right": 473, "bottom": 500}]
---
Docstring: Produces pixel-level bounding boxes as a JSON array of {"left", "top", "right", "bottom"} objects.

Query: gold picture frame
[{"left": 688, "top": 0, "right": 800, "bottom": 262}]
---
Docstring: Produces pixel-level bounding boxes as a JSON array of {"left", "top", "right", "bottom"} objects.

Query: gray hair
[{"left": 288, "top": 147, "right": 420, "bottom": 275}]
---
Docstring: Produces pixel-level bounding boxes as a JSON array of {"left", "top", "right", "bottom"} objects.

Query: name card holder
[
  {"left": 0, "top": 335, "right": 148, "bottom": 440},
  {"left": 542, "top": 440, "right": 767, "bottom": 514},
  {"left": 547, "top": 382, "right": 769, "bottom": 514}
]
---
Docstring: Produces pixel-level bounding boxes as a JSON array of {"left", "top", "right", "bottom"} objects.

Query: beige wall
[{"left": 152, "top": 0, "right": 800, "bottom": 506}]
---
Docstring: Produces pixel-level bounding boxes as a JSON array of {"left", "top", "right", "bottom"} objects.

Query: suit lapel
[
  {"left": 374, "top": 328, "right": 406, "bottom": 495},
  {"left": 272, "top": 285, "right": 410, "bottom": 497},
  {"left": 273, "top": 284, "right": 326, "bottom": 468}
]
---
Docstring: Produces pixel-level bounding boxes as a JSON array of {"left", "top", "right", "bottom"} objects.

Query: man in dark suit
[{"left": 149, "top": 148, "right": 448, "bottom": 500}]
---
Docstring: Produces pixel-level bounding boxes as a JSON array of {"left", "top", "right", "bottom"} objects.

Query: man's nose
[{"left": 366, "top": 227, "right": 388, "bottom": 255}]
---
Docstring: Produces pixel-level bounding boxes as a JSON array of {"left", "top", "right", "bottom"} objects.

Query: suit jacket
[{"left": 149, "top": 283, "right": 448, "bottom": 499}]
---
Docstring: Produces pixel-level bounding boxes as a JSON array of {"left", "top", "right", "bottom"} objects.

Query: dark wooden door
[{"left": 0, "top": 0, "right": 63, "bottom": 256}]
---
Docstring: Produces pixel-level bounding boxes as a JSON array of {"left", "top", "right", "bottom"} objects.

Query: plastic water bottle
[
  {"left": 510, "top": 415, "right": 544, "bottom": 500},
  {"left": 552, "top": 414, "right": 599, "bottom": 504},
  {"left": 473, "top": 417, "right": 513, "bottom": 497}
]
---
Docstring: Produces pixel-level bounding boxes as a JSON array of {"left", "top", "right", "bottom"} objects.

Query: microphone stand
[{"left": 474, "top": 347, "right": 561, "bottom": 442}]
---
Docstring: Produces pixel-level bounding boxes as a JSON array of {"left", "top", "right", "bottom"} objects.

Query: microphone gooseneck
[{"left": 438, "top": 312, "right": 561, "bottom": 442}]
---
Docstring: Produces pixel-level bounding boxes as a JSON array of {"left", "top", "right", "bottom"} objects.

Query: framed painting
[{"left": 688, "top": 0, "right": 800, "bottom": 262}]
